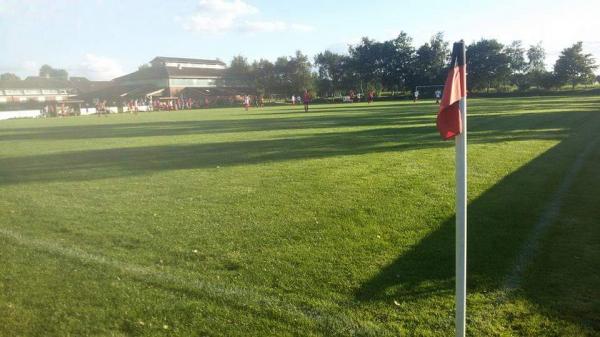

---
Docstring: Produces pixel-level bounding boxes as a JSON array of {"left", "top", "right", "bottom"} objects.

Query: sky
[{"left": 1, "top": 0, "right": 599, "bottom": 80}]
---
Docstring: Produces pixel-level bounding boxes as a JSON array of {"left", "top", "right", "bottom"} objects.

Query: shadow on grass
[
  {"left": 1, "top": 101, "right": 598, "bottom": 331},
  {"left": 354, "top": 109, "right": 600, "bottom": 330},
  {"left": 520, "top": 141, "right": 600, "bottom": 331},
  {"left": 1, "top": 108, "right": 595, "bottom": 186},
  {"left": 4, "top": 97, "right": 597, "bottom": 142},
  {"left": 1, "top": 109, "right": 591, "bottom": 186},
  {"left": 0, "top": 106, "right": 432, "bottom": 142}
]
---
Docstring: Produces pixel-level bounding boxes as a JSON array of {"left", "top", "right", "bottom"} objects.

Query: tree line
[
  {"left": 2, "top": 34, "right": 598, "bottom": 97},
  {"left": 220, "top": 32, "right": 598, "bottom": 97},
  {"left": 1, "top": 65, "right": 69, "bottom": 81}
]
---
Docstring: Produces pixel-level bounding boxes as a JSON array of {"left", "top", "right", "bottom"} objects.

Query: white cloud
[
  {"left": 80, "top": 54, "right": 124, "bottom": 80},
  {"left": 180, "top": 0, "right": 314, "bottom": 34},
  {"left": 242, "top": 21, "right": 314, "bottom": 33},
  {"left": 181, "top": 0, "right": 258, "bottom": 33}
]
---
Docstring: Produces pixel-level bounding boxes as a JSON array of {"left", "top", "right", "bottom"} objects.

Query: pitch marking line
[
  {"left": 504, "top": 135, "right": 599, "bottom": 290},
  {"left": 0, "top": 227, "right": 388, "bottom": 335}
]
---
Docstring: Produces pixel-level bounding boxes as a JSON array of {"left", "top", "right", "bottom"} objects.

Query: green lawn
[{"left": 0, "top": 97, "right": 598, "bottom": 336}]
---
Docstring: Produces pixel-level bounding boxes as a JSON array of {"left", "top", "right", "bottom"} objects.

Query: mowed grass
[{"left": 0, "top": 96, "right": 598, "bottom": 336}]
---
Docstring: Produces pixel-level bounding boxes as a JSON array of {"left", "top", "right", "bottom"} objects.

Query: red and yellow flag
[{"left": 437, "top": 42, "right": 466, "bottom": 140}]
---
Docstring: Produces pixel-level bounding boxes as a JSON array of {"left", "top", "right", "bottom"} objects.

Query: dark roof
[
  {"left": 114, "top": 65, "right": 224, "bottom": 82},
  {"left": 0, "top": 78, "right": 110, "bottom": 94},
  {"left": 0, "top": 78, "right": 70, "bottom": 89},
  {"left": 165, "top": 67, "right": 224, "bottom": 78},
  {"left": 70, "top": 80, "right": 111, "bottom": 93},
  {"left": 77, "top": 84, "right": 163, "bottom": 101},
  {"left": 151, "top": 56, "right": 226, "bottom": 66},
  {"left": 113, "top": 66, "right": 169, "bottom": 82}
]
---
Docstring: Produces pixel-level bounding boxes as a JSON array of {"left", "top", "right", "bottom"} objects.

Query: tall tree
[
  {"left": 273, "top": 56, "right": 291, "bottom": 95},
  {"left": 221, "top": 55, "right": 254, "bottom": 89},
  {"left": 314, "top": 50, "right": 351, "bottom": 96},
  {"left": 553, "top": 42, "right": 597, "bottom": 88},
  {"left": 385, "top": 32, "right": 416, "bottom": 92},
  {"left": 349, "top": 37, "right": 385, "bottom": 91},
  {"left": 505, "top": 40, "right": 527, "bottom": 73},
  {"left": 252, "top": 59, "right": 276, "bottom": 96},
  {"left": 411, "top": 32, "right": 449, "bottom": 88},
  {"left": 287, "top": 51, "right": 314, "bottom": 94},
  {"left": 466, "top": 39, "right": 511, "bottom": 91},
  {"left": 526, "top": 43, "right": 546, "bottom": 72},
  {"left": 39, "top": 64, "right": 68, "bottom": 80},
  {"left": 0, "top": 73, "right": 20, "bottom": 80}
]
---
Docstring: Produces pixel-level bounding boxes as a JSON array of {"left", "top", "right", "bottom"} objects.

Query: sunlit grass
[{"left": 0, "top": 96, "right": 598, "bottom": 336}]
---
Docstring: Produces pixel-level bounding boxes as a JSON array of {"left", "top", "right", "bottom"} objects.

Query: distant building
[
  {"left": 81, "top": 57, "right": 227, "bottom": 103},
  {"left": 0, "top": 79, "right": 73, "bottom": 106},
  {"left": 0, "top": 77, "right": 110, "bottom": 108},
  {"left": 0, "top": 56, "right": 236, "bottom": 115},
  {"left": 0, "top": 77, "right": 110, "bottom": 118}
]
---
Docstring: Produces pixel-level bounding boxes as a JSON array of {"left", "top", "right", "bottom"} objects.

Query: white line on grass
[
  {"left": 504, "top": 135, "right": 600, "bottom": 290},
  {"left": 0, "top": 227, "right": 390, "bottom": 336}
]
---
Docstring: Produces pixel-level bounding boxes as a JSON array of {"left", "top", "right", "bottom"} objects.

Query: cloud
[
  {"left": 242, "top": 21, "right": 315, "bottom": 33},
  {"left": 80, "top": 54, "right": 124, "bottom": 80},
  {"left": 180, "top": 0, "right": 258, "bottom": 33},
  {"left": 180, "top": 0, "right": 314, "bottom": 34}
]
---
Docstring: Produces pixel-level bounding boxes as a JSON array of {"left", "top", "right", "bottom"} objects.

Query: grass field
[{"left": 0, "top": 97, "right": 599, "bottom": 337}]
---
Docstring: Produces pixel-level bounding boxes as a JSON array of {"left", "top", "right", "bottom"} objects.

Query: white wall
[
  {"left": 0, "top": 110, "right": 41, "bottom": 120},
  {"left": 80, "top": 107, "right": 97, "bottom": 115},
  {"left": 0, "top": 106, "right": 154, "bottom": 120}
]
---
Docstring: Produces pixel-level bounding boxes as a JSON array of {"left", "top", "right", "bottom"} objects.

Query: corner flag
[
  {"left": 438, "top": 41, "right": 468, "bottom": 337},
  {"left": 437, "top": 42, "right": 467, "bottom": 140}
]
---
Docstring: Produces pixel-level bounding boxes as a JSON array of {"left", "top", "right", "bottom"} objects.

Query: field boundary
[
  {"left": 504, "top": 135, "right": 600, "bottom": 289},
  {"left": 0, "top": 227, "right": 390, "bottom": 335}
]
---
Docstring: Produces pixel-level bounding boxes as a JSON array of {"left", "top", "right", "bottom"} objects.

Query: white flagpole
[{"left": 455, "top": 94, "right": 467, "bottom": 336}]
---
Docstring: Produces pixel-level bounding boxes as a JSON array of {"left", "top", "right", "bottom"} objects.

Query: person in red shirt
[{"left": 302, "top": 90, "right": 310, "bottom": 112}]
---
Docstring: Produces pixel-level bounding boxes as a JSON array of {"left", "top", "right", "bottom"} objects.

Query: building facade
[{"left": 112, "top": 56, "right": 226, "bottom": 97}]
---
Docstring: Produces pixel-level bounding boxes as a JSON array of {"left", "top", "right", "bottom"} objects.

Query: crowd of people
[
  {"left": 41, "top": 103, "right": 77, "bottom": 117},
  {"left": 85, "top": 88, "right": 445, "bottom": 117},
  {"left": 242, "top": 95, "right": 265, "bottom": 111},
  {"left": 150, "top": 97, "right": 196, "bottom": 111}
]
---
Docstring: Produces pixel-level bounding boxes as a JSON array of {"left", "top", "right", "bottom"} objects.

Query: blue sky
[{"left": 1, "top": 0, "right": 599, "bottom": 80}]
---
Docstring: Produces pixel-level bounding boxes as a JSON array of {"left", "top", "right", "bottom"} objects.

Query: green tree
[
  {"left": 287, "top": 51, "right": 314, "bottom": 94},
  {"left": 348, "top": 37, "right": 385, "bottom": 91},
  {"left": 252, "top": 59, "right": 276, "bottom": 96},
  {"left": 39, "top": 64, "right": 68, "bottom": 80},
  {"left": 466, "top": 39, "right": 511, "bottom": 91},
  {"left": 505, "top": 40, "right": 527, "bottom": 73},
  {"left": 385, "top": 32, "right": 416, "bottom": 92},
  {"left": 347, "top": 32, "right": 416, "bottom": 93},
  {"left": 0, "top": 72, "right": 20, "bottom": 80},
  {"left": 553, "top": 42, "right": 597, "bottom": 88},
  {"left": 537, "top": 70, "right": 559, "bottom": 89},
  {"left": 527, "top": 43, "right": 546, "bottom": 72},
  {"left": 411, "top": 32, "right": 449, "bottom": 89},
  {"left": 273, "top": 56, "right": 291, "bottom": 95},
  {"left": 314, "top": 50, "right": 351, "bottom": 96},
  {"left": 221, "top": 55, "right": 254, "bottom": 89}
]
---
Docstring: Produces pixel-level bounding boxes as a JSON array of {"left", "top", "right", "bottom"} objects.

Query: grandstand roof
[
  {"left": 114, "top": 65, "right": 224, "bottom": 82},
  {"left": 150, "top": 57, "right": 226, "bottom": 66}
]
